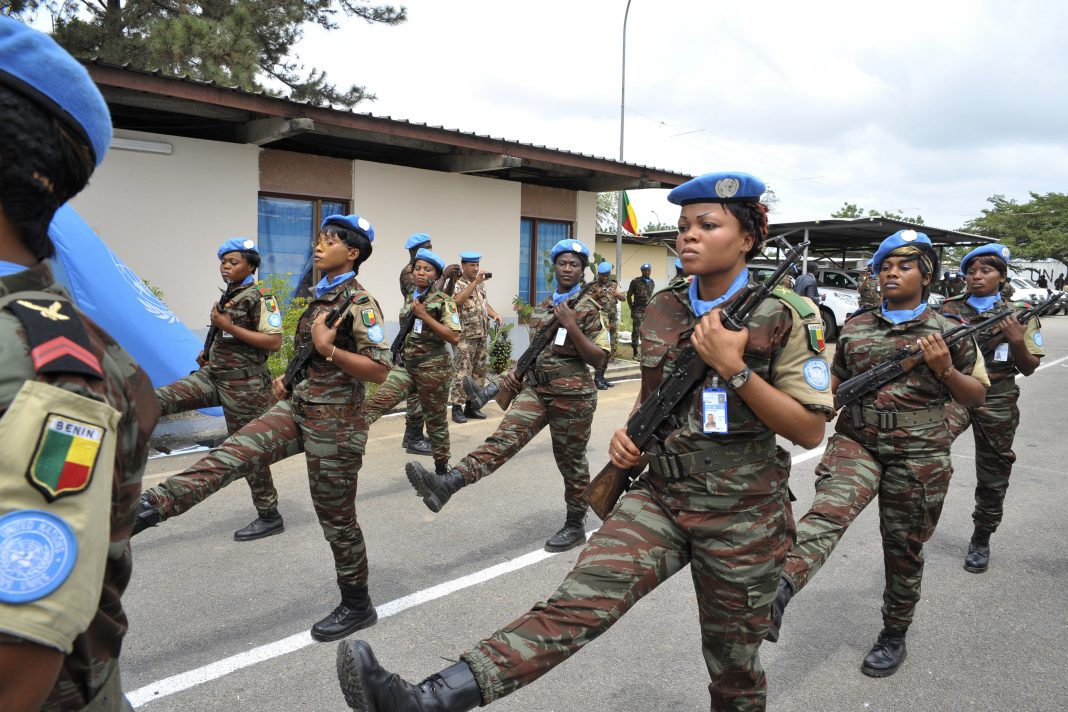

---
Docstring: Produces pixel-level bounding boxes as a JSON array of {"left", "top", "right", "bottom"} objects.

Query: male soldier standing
[
  {"left": 0, "top": 19, "right": 160, "bottom": 710},
  {"left": 398, "top": 233, "right": 433, "bottom": 456},
  {"left": 448, "top": 251, "right": 501, "bottom": 423},
  {"left": 857, "top": 260, "right": 881, "bottom": 310},
  {"left": 590, "top": 261, "right": 624, "bottom": 389},
  {"left": 666, "top": 256, "right": 689, "bottom": 289},
  {"left": 626, "top": 262, "right": 654, "bottom": 357}
]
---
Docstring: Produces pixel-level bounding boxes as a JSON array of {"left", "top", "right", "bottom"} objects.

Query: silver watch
[{"left": 727, "top": 366, "right": 752, "bottom": 390}]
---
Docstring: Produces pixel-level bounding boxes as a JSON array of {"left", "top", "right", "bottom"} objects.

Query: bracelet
[
  {"left": 325, "top": 346, "right": 337, "bottom": 362},
  {"left": 937, "top": 365, "right": 955, "bottom": 380}
]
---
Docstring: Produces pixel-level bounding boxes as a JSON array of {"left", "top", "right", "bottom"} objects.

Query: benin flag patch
[
  {"left": 361, "top": 308, "right": 377, "bottom": 327},
  {"left": 28, "top": 414, "right": 104, "bottom": 501},
  {"left": 807, "top": 323, "right": 825, "bottom": 353}
]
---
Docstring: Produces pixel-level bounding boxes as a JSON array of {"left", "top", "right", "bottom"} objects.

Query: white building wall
[{"left": 70, "top": 130, "right": 260, "bottom": 328}]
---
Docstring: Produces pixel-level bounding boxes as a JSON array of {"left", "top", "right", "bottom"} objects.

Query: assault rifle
[
  {"left": 583, "top": 239, "right": 810, "bottom": 520},
  {"left": 495, "top": 281, "right": 598, "bottom": 411},
  {"left": 833, "top": 307, "right": 1018, "bottom": 410},
  {"left": 390, "top": 291, "right": 428, "bottom": 366},
  {"left": 281, "top": 291, "right": 358, "bottom": 394},
  {"left": 201, "top": 281, "right": 233, "bottom": 364},
  {"left": 977, "top": 292, "right": 1062, "bottom": 356}
]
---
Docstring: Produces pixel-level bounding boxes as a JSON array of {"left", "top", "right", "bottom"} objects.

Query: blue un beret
[
  {"left": 641, "top": 263, "right": 652, "bottom": 271},
  {"left": 404, "top": 233, "right": 431, "bottom": 250},
  {"left": 674, "top": 258, "right": 683, "bottom": 271},
  {"left": 871, "top": 229, "right": 934, "bottom": 273},
  {"left": 549, "top": 239, "right": 591, "bottom": 262},
  {"left": 0, "top": 17, "right": 112, "bottom": 167},
  {"left": 597, "top": 262, "right": 613, "bottom": 275},
  {"left": 414, "top": 248, "right": 445, "bottom": 273},
  {"left": 960, "top": 244, "right": 1011, "bottom": 272},
  {"left": 668, "top": 171, "right": 766, "bottom": 206},
  {"left": 321, "top": 214, "right": 374, "bottom": 242},
  {"left": 217, "top": 238, "right": 258, "bottom": 259},
  {"left": 459, "top": 251, "right": 482, "bottom": 263}
]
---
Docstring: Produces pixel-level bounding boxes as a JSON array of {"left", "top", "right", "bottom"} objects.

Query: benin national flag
[
  {"left": 622, "top": 192, "right": 640, "bottom": 235},
  {"left": 29, "top": 415, "right": 104, "bottom": 501}
]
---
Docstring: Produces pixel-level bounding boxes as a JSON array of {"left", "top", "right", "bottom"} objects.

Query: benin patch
[
  {"left": 264, "top": 295, "right": 279, "bottom": 313},
  {"left": 0, "top": 510, "right": 78, "bottom": 603},
  {"left": 27, "top": 414, "right": 104, "bottom": 502},
  {"left": 361, "top": 309, "right": 377, "bottom": 327},
  {"left": 806, "top": 323, "right": 825, "bottom": 353}
]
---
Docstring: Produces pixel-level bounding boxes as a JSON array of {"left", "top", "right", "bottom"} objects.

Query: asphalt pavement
[{"left": 126, "top": 317, "right": 1068, "bottom": 711}]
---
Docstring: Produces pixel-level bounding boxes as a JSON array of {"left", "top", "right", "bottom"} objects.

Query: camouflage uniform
[
  {"left": 364, "top": 288, "right": 460, "bottom": 466},
  {"left": 154, "top": 281, "right": 282, "bottom": 517},
  {"left": 398, "top": 263, "right": 424, "bottom": 436},
  {"left": 589, "top": 276, "right": 621, "bottom": 380},
  {"left": 783, "top": 307, "right": 989, "bottom": 632},
  {"left": 941, "top": 295, "right": 1044, "bottom": 534},
  {"left": 457, "top": 280, "right": 833, "bottom": 711},
  {"left": 448, "top": 277, "right": 490, "bottom": 407},
  {"left": 857, "top": 272, "right": 881, "bottom": 310},
  {"left": 141, "top": 277, "right": 391, "bottom": 593},
  {"left": 666, "top": 273, "right": 690, "bottom": 290},
  {"left": 626, "top": 275, "right": 655, "bottom": 355},
  {"left": 0, "top": 262, "right": 159, "bottom": 711},
  {"left": 451, "top": 290, "right": 609, "bottom": 517}
]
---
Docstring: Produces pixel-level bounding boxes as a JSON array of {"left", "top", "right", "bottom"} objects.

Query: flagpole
[{"left": 615, "top": 0, "right": 632, "bottom": 286}]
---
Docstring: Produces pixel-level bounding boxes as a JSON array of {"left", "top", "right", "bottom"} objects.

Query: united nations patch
[
  {"left": 451, "top": 312, "right": 460, "bottom": 325},
  {"left": 803, "top": 358, "right": 830, "bottom": 391},
  {"left": 267, "top": 313, "right": 282, "bottom": 328},
  {"left": 367, "top": 324, "right": 385, "bottom": 343},
  {"left": 28, "top": 414, "right": 103, "bottom": 502},
  {"left": 1034, "top": 332, "right": 1044, "bottom": 347},
  {"left": 0, "top": 510, "right": 78, "bottom": 604}
]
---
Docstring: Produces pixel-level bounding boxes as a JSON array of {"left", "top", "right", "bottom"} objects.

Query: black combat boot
[
  {"left": 594, "top": 372, "right": 609, "bottom": 390},
  {"left": 463, "top": 376, "right": 498, "bottom": 410},
  {"left": 406, "top": 461, "right": 466, "bottom": 513},
  {"left": 861, "top": 629, "right": 907, "bottom": 677},
  {"left": 233, "top": 509, "right": 285, "bottom": 542},
  {"left": 544, "top": 511, "right": 587, "bottom": 552},
  {"left": 964, "top": 528, "right": 992, "bottom": 573},
  {"left": 434, "top": 459, "right": 450, "bottom": 477},
  {"left": 131, "top": 495, "right": 160, "bottom": 537},
  {"left": 764, "top": 575, "right": 794, "bottom": 643},
  {"left": 336, "top": 640, "right": 481, "bottom": 712},
  {"left": 451, "top": 404, "right": 468, "bottom": 424},
  {"left": 311, "top": 584, "right": 378, "bottom": 642},
  {"left": 402, "top": 424, "right": 433, "bottom": 456},
  {"left": 463, "top": 401, "right": 487, "bottom": 420}
]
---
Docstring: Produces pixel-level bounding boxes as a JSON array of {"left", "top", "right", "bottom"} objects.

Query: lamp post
[{"left": 615, "top": 0, "right": 633, "bottom": 283}]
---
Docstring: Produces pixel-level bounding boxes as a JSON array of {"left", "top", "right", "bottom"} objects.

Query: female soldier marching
[
  {"left": 335, "top": 171, "right": 833, "bottom": 712},
  {"left": 941, "top": 244, "right": 1043, "bottom": 573}
]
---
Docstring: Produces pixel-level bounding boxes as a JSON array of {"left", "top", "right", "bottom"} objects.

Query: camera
[{"left": 483, "top": 272, "right": 493, "bottom": 279}]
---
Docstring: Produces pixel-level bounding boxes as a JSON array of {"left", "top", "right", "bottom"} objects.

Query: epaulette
[
  {"left": 770, "top": 285, "right": 817, "bottom": 319},
  {"left": 846, "top": 305, "right": 878, "bottom": 321},
  {"left": 3, "top": 295, "right": 103, "bottom": 379},
  {"left": 943, "top": 294, "right": 966, "bottom": 302},
  {"left": 942, "top": 312, "right": 965, "bottom": 324},
  {"left": 256, "top": 282, "right": 274, "bottom": 297}
]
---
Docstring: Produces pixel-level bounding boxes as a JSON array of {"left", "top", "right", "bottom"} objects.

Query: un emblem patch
[{"left": 0, "top": 510, "right": 78, "bottom": 604}]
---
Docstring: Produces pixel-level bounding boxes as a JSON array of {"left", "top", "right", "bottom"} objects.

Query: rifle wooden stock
[{"left": 585, "top": 461, "right": 638, "bottom": 521}]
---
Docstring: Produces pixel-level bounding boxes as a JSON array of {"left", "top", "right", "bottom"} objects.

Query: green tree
[
  {"left": 961, "top": 192, "right": 1068, "bottom": 263},
  {"left": 831, "top": 202, "right": 924, "bottom": 225},
  {"left": 596, "top": 193, "right": 617, "bottom": 232},
  {"left": 7, "top": 0, "right": 406, "bottom": 108}
]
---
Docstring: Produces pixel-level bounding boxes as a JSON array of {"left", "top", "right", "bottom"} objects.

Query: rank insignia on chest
[
  {"left": 361, "top": 309, "right": 377, "bottom": 327},
  {"left": 28, "top": 414, "right": 105, "bottom": 501},
  {"left": 807, "top": 323, "right": 825, "bottom": 353}
]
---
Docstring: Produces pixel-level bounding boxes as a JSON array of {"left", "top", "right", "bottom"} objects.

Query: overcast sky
[{"left": 291, "top": 0, "right": 1068, "bottom": 232}]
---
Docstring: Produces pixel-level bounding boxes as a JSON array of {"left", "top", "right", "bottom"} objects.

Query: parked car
[{"left": 750, "top": 264, "right": 855, "bottom": 341}]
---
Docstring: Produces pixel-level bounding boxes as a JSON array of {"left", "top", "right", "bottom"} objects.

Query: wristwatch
[{"left": 727, "top": 366, "right": 752, "bottom": 390}]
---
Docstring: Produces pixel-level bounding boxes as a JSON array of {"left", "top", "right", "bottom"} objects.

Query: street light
[{"left": 615, "top": 0, "right": 633, "bottom": 281}]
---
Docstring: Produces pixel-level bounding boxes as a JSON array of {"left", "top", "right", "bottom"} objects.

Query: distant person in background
[
  {"left": 626, "top": 263, "right": 655, "bottom": 357},
  {"left": 1054, "top": 274, "right": 1065, "bottom": 291},
  {"left": 793, "top": 267, "right": 819, "bottom": 301},
  {"left": 667, "top": 256, "right": 689, "bottom": 289},
  {"left": 857, "top": 260, "right": 881, "bottom": 310},
  {"left": 1036, "top": 273, "right": 1048, "bottom": 289}
]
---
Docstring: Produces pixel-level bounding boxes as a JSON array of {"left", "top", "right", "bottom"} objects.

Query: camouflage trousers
[
  {"left": 155, "top": 366, "right": 278, "bottom": 516},
  {"left": 461, "top": 486, "right": 790, "bottom": 711},
  {"left": 405, "top": 392, "right": 424, "bottom": 432},
  {"left": 783, "top": 425, "right": 952, "bottom": 631},
  {"left": 631, "top": 308, "right": 646, "bottom": 354},
  {"left": 595, "top": 322, "right": 617, "bottom": 379},
  {"left": 143, "top": 399, "right": 371, "bottom": 588},
  {"left": 455, "top": 385, "right": 594, "bottom": 517},
  {"left": 946, "top": 380, "right": 1021, "bottom": 534},
  {"left": 449, "top": 336, "right": 488, "bottom": 406},
  {"left": 364, "top": 352, "right": 451, "bottom": 463}
]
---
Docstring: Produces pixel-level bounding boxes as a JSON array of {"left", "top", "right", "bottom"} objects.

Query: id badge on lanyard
[
  {"left": 994, "top": 343, "right": 1009, "bottom": 362},
  {"left": 554, "top": 327, "right": 568, "bottom": 346},
  {"left": 413, "top": 319, "right": 424, "bottom": 334},
  {"left": 702, "top": 388, "right": 728, "bottom": 434}
]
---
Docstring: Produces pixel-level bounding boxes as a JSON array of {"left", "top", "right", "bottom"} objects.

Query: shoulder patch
[
  {"left": 1033, "top": 331, "right": 1044, "bottom": 347},
  {"left": 28, "top": 414, "right": 104, "bottom": 501},
  {"left": 802, "top": 358, "right": 831, "bottom": 391},
  {"left": 367, "top": 324, "right": 385, "bottom": 343},
  {"left": 806, "top": 323, "right": 826, "bottom": 353},
  {"left": 262, "top": 294, "right": 279, "bottom": 313},
  {"left": 0, "top": 509, "right": 78, "bottom": 604},
  {"left": 360, "top": 308, "right": 378, "bottom": 327},
  {"left": 8, "top": 299, "right": 102, "bottom": 379},
  {"left": 451, "top": 311, "right": 461, "bottom": 325},
  {"left": 770, "top": 286, "right": 816, "bottom": 319}
]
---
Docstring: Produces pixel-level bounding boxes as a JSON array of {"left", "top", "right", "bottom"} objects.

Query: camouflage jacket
[
  {"left": 529, "top": 287, "right": 611, "bottom": 397},
  {"left": 454, "top": 278, "right": 489, "bottom": 338},
  {"left": 833, "top": 307, "right": 989, "bottom": 440},
  {"left": 627, "top": 276, "right": 655, "bottom": 310},
  {"left": 400, "top": 287, "right": 461, "bottom": 362},
  {"left": 857, "top": 273, "right": 881, "bottom": 309},
  {"left": 640, "top": 281, "right": 834, "bottom": 500},
  {"left": 292, "top": 276, "right": 391, "bottom": 405},
  {"left": 398, "top": 262, "right": 415, "bottom": 302},
  {"left": 939, "top": 295, "right": 1044, "bottom": 385},
  {"left": 0, "top": 261, "right": 158, "bottom": 711},
  {"left": 589, "top": 278, "right": 621, "bottom": 322},
  {"left": 207, "top": 281, "right": 283, "bottom": 371}
]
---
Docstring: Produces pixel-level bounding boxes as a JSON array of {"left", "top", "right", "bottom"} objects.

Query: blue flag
[{"left": 49, "top": 204, "right": 222, "bottom": 415}]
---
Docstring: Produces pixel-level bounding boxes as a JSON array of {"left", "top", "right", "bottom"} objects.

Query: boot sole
[
  {"left": 404, "top": 445, "right": 433, "bottom": 456},
  {"left": 336, "top": 641, "right": 376, "bottom": 711},
  {"left": 543, "top": 535, "right": 587, "bottom": 553},
  {"left": 233, "top": 524, "right": 285, "bottom": 542},
  {"left": 963, "top": 563, "right": 989, "bottom": 573},
  {"left": 311, "top": 609, "right": 378, "bottom": 643},
  {"left": 861, "top": 652, "right": 906, "bottom": 678},
  {"left": 406, "top": 462, "right": 445, "bottom": 513}
]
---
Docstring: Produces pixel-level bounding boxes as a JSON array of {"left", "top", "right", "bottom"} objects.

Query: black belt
[
  {"left": 853, "top": 405, "right": 944, "bottom": 430},
  {"left": 526, "top": 362, "right": 590, "bottom": 387},
  {"left": 291, "top": 401, "right": 359, "bottom": 419},
  {"left": 210, "top": 365, "right": 268, "bottom": 381},
  {"left": 648, "top": 439, "right": 778, "bottom": 481}
]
